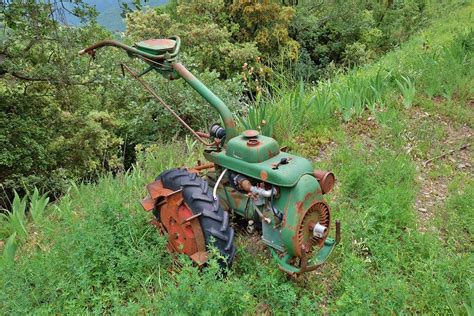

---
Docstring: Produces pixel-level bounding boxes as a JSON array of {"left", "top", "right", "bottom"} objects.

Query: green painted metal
[
  {"left": 277, "top": 174, "right": 323, "bottom": 256},
  {"left": 217, "top": 172, "right": 324, "bottom": 257},
  {"left": 135, "top": 38, "right": 177, "bottom": 56},
  {"left": 270, "top": 238, "right": 336, "bottom": 274},
  {"left": 172, "top": 63, "right": 238, "bottom": 142},
  {"left": 205, "top": 150, "right": 314, "bottom": 187},
  {"left": 216, "top": 187, "right": 251, "bottom": 218},
  {"left": 262, "top": 218, "right": 285, "bottom": 251},
  {"left": 226, "top": 132, "right": 280, "bottom": 163},
  {"left": 135, "top": 35, "right": 181, "bottom": 60}
]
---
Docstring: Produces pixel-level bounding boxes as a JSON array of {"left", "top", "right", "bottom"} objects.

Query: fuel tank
[{"left": 205, "top": 130, "right": 314, "bottom": 187}]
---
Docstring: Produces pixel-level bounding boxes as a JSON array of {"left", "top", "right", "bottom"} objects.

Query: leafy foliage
[
  {"left": 0, "top": 1, "right": 242, "bottom": 202},
  {"left": 228, "top": 0, "right": 299, "bottom": 61},
  {"left": 0, "top": 2, "right": 125, "bottom": 200},
  {"left": 289, "top": 0, "right": 457, "bottom": 80},
  {"left": 125, "top": 0, "right": 300, "bottom": 83},
  {"left": 1, "top": 232, "right": 17, "bottom": 267},
  {"left": 125, "top": 1, "right": 264, "bottom": 79}
]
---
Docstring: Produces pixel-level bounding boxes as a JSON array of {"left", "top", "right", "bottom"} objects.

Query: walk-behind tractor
[{"left": 80, "top": 36, "right": 340, "bottom": 275}]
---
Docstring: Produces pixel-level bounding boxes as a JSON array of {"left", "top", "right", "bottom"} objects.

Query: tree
[{"left": 0, "top": 1, "right": 123, "bottom": 204}]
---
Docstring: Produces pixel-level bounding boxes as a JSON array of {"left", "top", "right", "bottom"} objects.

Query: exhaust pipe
[{"left": 314, "top": 170, "right": 335, "bottom": 194}]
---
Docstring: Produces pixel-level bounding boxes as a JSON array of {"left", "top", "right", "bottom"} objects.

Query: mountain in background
[{"left": 64, "top": 0, "right": 168, "bottom": 32}]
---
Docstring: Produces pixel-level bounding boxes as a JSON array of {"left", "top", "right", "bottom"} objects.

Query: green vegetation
[
  {"left": 1, "top": 0, "right": 473, "bottom": 314},
  {"left": 1, "top": 0, "right": 466, "bottom": 202}
]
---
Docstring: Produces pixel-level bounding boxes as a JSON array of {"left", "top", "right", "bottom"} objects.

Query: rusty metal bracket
[{"left": 141, "top": 180, "right": 207, "bottom": 265}]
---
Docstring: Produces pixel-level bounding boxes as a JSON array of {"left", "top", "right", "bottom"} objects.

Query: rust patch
[
  {"left": 314, "top": 170, "right": 335, "bottom": 194},
  {"left": 173, "top": 63, "right": 195, "bottom": 81},
  {"left": 268, "top": 149, "right": 279, "bottom": 158},
  {"left": 295, "top": 201, "right": 305, "bottom": 214},
  {"left": 224, "top": 117, "right": 237, "bottom": 128},
  {"left": 141, "top": 197, "right": 156, "bottom": 212},
  {"left": 188, "top": 162, "right": 215, "bottom": 173},
  {"left": 243, "top": 130, "right": 259, "bottom": 138},
  {"left": 247, "top": 138, "right": 260, "bottom": 147},
  {"left": 230, "top": 190, "right": 243, "bottom": 209},
  {"left": 296, "top": 191, "right": 318, "bottom": 214},
  {"left": 190, "top": 251, "right": 208, "bottom": 266},
  {"left": 260, "top": 170, "right": 268, "bottom": 182},
  {"left": 292, "top": 200, "right": 331, "bottom": 258},
  {"left": 141, "top": 38, "right": 175, "bottom": 50},
  {"left": 142, "top": 180, "right": 206, "bottom": 261}
]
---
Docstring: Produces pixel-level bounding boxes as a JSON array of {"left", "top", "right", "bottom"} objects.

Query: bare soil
[{"left": 408, "top": 108, "right": 473, "bottom": 232}]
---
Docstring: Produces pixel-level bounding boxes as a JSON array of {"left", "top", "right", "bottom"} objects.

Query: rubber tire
[{"left": 156, "top": 168, "right": 236, "bottom": 267}]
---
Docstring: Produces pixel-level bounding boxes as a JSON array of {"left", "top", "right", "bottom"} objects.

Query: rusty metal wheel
[{"left": 143, "top": 168, "right": 236, "bottom": 267}]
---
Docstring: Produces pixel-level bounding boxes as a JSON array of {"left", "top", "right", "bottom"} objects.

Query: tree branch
[{"left": 5, "top": 71, "right": 97, "bottom": 86}]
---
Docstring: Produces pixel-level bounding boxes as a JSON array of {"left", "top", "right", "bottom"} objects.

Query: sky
[{"left": 63, "top": 0, "right": 168, "bottom": 32}]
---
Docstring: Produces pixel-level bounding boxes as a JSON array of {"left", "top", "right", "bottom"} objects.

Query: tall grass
[
  {"left": 0, "top": 192, "right": 28, "bottom": 241},
  {"left": 0, "top": 143, "right": 317, "bottom": 314},
  {"left": 238, "top": 92, "right": 278, "bottom": 137},
  {"left": 251, "top": 9, "right": 472, "bottom": 142},
  {"left": 29, "top": 188, "right": 49, "bottom": 225},
  {"left": 396, "top": 75, "right": 416, "bottom": 108},
  {"left": 1, "top": 232, "right": 17, "bottom": 267},
  {"left": 411, "top": 29, "right": 473, "bottom": 100},
  {"left": 1, "top": 137, "right": 470, "bottom": 313}
]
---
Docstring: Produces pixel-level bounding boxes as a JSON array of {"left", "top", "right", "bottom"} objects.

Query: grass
[
  {"left": 248, "top": 2, "right": 472, "bottom": 140},
  {"left": 395, "top": 75, "right": 416, "bottom": 108},
  {"left": 1, "top": 2, "right": 473, "bottom": 314},
  {"left": 1, "top": 126, "right": 471, "bottom": 314},
  {"left": 0, "top": 192, "right": 28, "bottom": 241}
]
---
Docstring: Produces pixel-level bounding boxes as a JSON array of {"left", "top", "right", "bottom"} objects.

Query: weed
[
  {"left": 335, "top": 86, "right": 356, "bottom": 122},
  {"left": 238, "top": 100, "right": 278, "bottom": 137},
  {"left": 396, "top": 75, "right": 416, "bottom": 108},
  {"left": 368, "top": 68, "right": 390, "bottom": 112},
  {"left": 312, "top": 82, "right": 334, "bottom": 122},
  {"left": 0, "top": 192, "right": 28, "bottom": 241},
  {"left": 1, "top": 232, "right": 17, "bottom": 268},
  {"left": 29, "top": 188, "right": 49, "bottom": 225}
]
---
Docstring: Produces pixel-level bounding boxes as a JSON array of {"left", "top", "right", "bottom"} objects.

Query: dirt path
[{"left": 408, "top": 108, "right": 473, "bottom": 233}]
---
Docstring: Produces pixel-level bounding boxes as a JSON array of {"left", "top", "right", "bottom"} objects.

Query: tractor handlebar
[
  {"left": 79, "top": 36, "right": 238, "bottom": 143},
  {"left": 79, "top": 36, "right": 181, "bottom": 62}
]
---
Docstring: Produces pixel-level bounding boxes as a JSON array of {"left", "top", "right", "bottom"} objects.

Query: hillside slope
[{"left": 1, "top": 3, "right": 472, "bottom": 314}]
